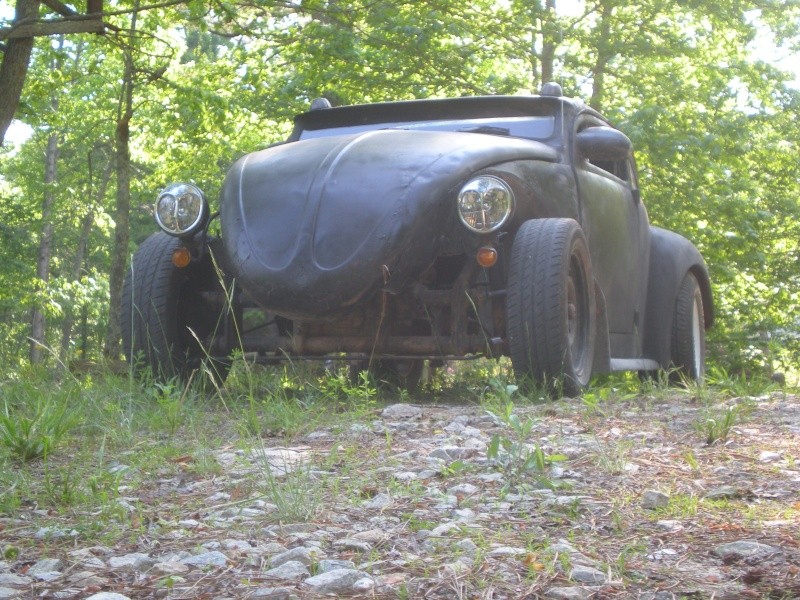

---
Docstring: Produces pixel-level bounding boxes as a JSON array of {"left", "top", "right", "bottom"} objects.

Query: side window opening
[{"left": 578, "top": 122, "right": 633, "bottom": 185}]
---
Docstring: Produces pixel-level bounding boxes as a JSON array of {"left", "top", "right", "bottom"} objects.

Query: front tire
[
  {"left": 506, "top": 219, "right": 596, "bottom": 396},
  {"left": 121, "top": 232, "right": 229, "bottom": 383},
  {"left": 671, "top": 272, "right": 705, "bottom": 382}
]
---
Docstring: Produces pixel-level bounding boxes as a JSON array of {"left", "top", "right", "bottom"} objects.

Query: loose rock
[
  {"left": 382, "top": 404, "right": 423, "bottom": 420},
  {"left": 641, "top": 490, "right": 670, "bottom": 509},
  {"left": 108, "top": 553, "right": 155, "bottom": 572},
  {"left": 305, "top": 568, "right": 374, "bottom": 594},
  {"left": 570, "top": 565, "right": 606, "bottom": 584},
  {"left": 263, "top": 560, "right": 310, "bottom": 580},
  {"left": 713, "top": 540, "right": 779, "bottom": 562},
  {"left": 270, "top": 546, "right": 316, "bottom": 567}
]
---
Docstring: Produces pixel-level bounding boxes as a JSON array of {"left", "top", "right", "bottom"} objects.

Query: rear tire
[
  {"left": 121, "top": 232, "right": 230, "bottom": 384},
  {"left": 671, "top": 272, "right": 705, "bottom": 382},
  {"left": 506, "top": 219, "right": 596, "bottom": 396}
]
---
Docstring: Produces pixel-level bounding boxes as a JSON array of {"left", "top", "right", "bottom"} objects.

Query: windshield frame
[{"left": 288, "top": 95, "right": 567, "bottom": 145}]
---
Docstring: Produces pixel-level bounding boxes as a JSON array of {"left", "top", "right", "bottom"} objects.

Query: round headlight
[
  {"left": 154, "top": 183, "right": 209, "bottom": 237},
  {"left": 457, "top": 176, "right": 513, "bottom": 233}
]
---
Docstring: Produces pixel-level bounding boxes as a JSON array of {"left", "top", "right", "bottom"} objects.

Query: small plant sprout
[
  {"left": 700, "top": 405, "right": 738, "bottom": 445},
  {"left": 485, "top": 401, "right": 567, "bottom": 492}
]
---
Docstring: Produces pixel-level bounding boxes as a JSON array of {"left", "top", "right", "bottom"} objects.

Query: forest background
[{"left": 0, "top": 0, "right": 798, "bottom": 380}]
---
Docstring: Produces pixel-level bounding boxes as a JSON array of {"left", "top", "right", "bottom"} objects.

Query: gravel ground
[{"left": 1, "top": 389, "right": 799, "bottom": 599}]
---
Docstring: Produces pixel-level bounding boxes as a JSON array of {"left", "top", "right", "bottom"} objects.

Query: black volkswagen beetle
[{"left": 122, "top": 83, "right": 713, "bottom": 394}]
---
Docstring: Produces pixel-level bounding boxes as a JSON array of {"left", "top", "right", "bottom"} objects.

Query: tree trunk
[
  {"left": 0, "top": 0, "right": 41, "bottom": 147},
  {"left": 589, "top": 1, "right": 613, "bottom": 111},
  {"left": 29, "top": 131, "right": 58, "bottom": 364},
  {"left": 541, "top": 0, "right": 556, "bottom": 84},
  {"left": 103, "top": 43, "right": 135, "bottom": 358},
  {"left": 60, "top": 156, "right": 112, "bottom": 361}
]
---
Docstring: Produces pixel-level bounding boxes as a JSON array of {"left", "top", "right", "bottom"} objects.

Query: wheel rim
[
  {"left": 568, "top": 253, "right": 590, "bottom": 381},
  {"left": 692, "top": 295, "right": 702, "bottom": 378}
]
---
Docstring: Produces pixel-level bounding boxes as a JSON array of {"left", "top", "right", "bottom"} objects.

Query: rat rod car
[{"left": 122, "top": 83, "right": 713, "bottom": 394}]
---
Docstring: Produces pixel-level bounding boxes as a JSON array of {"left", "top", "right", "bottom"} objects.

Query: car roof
[{"left": 290, "top": 94, "right": 591, "bottom": 141}]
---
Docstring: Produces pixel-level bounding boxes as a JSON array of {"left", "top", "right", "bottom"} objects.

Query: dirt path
[{"left": 1, "top": 390, "right": 798, "bottom": 599}]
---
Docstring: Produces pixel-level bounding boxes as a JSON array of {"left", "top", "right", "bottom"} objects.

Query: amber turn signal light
[
  {"left": 476, "top": 246, "right": 498, "bottom": 268},
  {"left": 171, "top": 246, "right": 192, "bottom": 268}
]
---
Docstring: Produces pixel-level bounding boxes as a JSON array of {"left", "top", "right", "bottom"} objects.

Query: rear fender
[{"left": 643, "top": 227, "right": 714, "bottom": 366}]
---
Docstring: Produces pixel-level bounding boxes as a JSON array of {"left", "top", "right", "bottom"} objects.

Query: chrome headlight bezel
[
  {"left": 457, "top": 175, "right": 514, "bottom": 234},
  {"left": 154, "top": 183, "right": 209, "bottom": 237}
]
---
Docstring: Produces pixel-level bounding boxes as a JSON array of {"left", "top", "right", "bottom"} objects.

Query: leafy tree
[{"left": 0, "top": 0, "right": 798, "bottom": 375}]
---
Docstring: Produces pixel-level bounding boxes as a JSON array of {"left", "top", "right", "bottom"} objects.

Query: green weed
[
  {"left": 253, "top": 440, "right": 323, "bottom": 523},
  {"left": 0, "top": 380, "right": 81, "bottom": 461},
  {"left": 699, "top": 405, "right": 738, "bottom": 445},
  {"left": 592, "top": 438, "right": 634, "bottom": 475},
  {"left": 486, "top": 401, "right": 567, "bottom": 492},
  {"left": 705, "top": 365, "right": 778, "bottom": 398}
]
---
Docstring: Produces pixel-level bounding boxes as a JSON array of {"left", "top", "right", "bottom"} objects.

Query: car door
[{"left": 573, "top": 116, "right": 648, "bottom": 357}]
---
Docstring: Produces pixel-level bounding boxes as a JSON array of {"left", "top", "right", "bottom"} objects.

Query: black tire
[
  {"left": 506, "top": 218, "right": 596, "bottom": 396},
  {"left": 671, "top": 272, "right": 705, "bottom": 382},
  {"left": 121, "top": 232, "right": 230, "bottom": 384}
]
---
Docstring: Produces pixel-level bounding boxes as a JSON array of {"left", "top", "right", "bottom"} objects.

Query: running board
[{"left": 610, "top": 358, "right": 661, "bottom": 372}]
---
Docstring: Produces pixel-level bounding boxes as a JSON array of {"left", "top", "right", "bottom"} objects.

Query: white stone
[
  {"left": 353, "top": 577, "right": 375, "bottom": 592},
  {"left": 28, "top": 558, "right": 63, "bottom": 575},
  {"left": 181, "top": 551, "right": 228, "bottom": 568},
  {"left": 447, "top": 483, "right": 479, "bottom": 495},
  {"left": 456, "top": 539, "right": 478, "bottom": 554},
  {"left": 351, "top": 529, "right": 386, "bottom": 544},
  {"left": 381, "top": 404, "right": 423, "bottom": 420},
  {"left": 318, "top": 559, "right": 355, "bottom": 572},
  {"left": 0, "top": 574, "right": 30, "bottom": 587},
  {"left": 759, "top": 451, "right": 782, "bottom": 462},
  {"left": 66, "top": 571, "right": 107, "bottom": 587},
  {"left": 641, "top": 490, "right": 670, "bottom": 509},
  {"left": 488, "top": 546, "right": 527, "bottom": 557},
  {"left": 271, "top": 547, "right": 315, "bottom": 568},
  {"left": 430, "top": 521, "right": 460, "bottom": 537},
  {"left": 152, "top": 561, "right": 189, "bottom": 576},
  {"left": 249, "top": 587, "right": 296, "bottom": 599},
  {"left": 363, "top": 493, "right": 393, "bottom": 509},
  {"left": 262, "top": 560, "right": 310, "bottom": 580},
  {"left": 570, "top": 565, "right": 606, "bottom": 584},
  {"left": 712, "top": 540, "right": 779, "bottom": 560},
  {"left": 305, "top": 568, "right": 373, "bottom": 594},
  {"left": 223, "top": 539, "right": 253, "bottom": 552},
  {"left": 544, "top": 587, "right": 595, "bottom": 600},
  {"left": 108, "top": 553, "right": 155, "bottom": 572}
]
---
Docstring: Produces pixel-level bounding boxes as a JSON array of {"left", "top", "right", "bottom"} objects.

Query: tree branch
[
  {"left": 0, "top": 18, "right": 104, "bottom": 40},
  {"left": 0, "top": 0, "right": 186, "bottom": 41},
  {"left": 41, "top": 0, "right": 78, "bottom": 17}
]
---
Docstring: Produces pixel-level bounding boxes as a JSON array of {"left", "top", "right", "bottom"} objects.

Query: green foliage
[
  {"left": 486, "top": 401, "right": 567, "bottom": 492},
  {"left": 220, "top": 362, "right": 377, "bottom": 438},
  {"left": 253, "top": 440, "right": 323, "bottom": 523},
  {"left": 0, "top": 379, "right": 81, "bottom": 461},
  {"left": 704, "top": 365, "right": 778, "bottom": 398},
  {"left": 699, "top": 405, "right": 739, "bottom": 445},
  {"left": 1, "top": 0, "right": 799, "bottom": 373}
]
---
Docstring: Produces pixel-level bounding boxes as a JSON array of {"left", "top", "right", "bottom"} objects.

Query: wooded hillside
[{"left": 1, "top": 0, "right": 798, "bottom": 376}]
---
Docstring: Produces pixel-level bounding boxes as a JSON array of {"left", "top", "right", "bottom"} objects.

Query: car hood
[{"left": 220, "top": 129, "right": 557, "bottom": 318}]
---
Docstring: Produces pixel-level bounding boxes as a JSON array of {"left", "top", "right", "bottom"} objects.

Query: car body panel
[
  {"left": 220, "top": 128, "right": 558, "bottom": 319},
  {"left": 135, "top": 91, "right": 713, "bottom": 383}
]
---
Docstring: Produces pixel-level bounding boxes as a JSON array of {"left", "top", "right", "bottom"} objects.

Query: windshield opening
[{"left": 299, "top": 115, "right": 556, "bottom": 141}]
